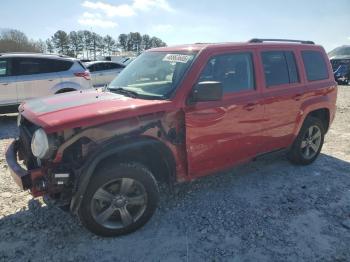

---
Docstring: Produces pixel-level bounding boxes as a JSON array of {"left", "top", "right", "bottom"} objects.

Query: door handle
[
  {"left": 48, "top": 79, "right": 54, "bottom": 82},
  {"left": 293, "top": 94, "right": 302, "bottom": 101},
  {"left": 243, "top": 103, "right": 257, "bottom": 111},
  {"left": 2, "top": 83, "right": 9, "bottom": 86}
]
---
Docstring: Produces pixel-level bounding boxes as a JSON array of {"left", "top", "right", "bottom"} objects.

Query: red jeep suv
[{"left": 6, "top": 39, "right": 337, "bottom": 236}]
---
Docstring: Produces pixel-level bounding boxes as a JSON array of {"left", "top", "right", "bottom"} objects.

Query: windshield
[{"left": 108, "top": 51, "right": 197, "bottom": 99}]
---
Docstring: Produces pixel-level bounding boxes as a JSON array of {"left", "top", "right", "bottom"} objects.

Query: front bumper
[
  {"left": 5, "top": 139, "right": 46, "bottom": 196},
  {"left": 5, "top": 140, "right": 32, "bottom": 190}
]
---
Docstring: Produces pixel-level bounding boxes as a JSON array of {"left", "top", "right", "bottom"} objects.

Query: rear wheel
[
  {"left": 287, "top": 117, "right": 325, "bottom": 165},
  {"left": 78, "top": 163, "right": 159, "bottom": 237}
]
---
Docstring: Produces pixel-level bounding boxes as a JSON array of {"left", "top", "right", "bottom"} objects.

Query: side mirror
[{"left": 190, "top": 81, "right": 223, "bottom": 103}]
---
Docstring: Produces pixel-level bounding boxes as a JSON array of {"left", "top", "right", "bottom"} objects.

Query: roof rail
[
  {"left": 0, "top": 52, "right": 71, "bottom": 58},
  {"left": 248, "top": 38, "right": 315, "bottom": 45}
]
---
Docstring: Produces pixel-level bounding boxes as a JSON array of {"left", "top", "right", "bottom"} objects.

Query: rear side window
[
  {"left": 302, "top": 51, "right": 328, "bottom": 81},
  {"left": 14, "top": 58, "right": 72, "bottom": 76},
  {"left": 262, "top": 51, "right": 299, "bottom": 87},
  {"left": 198, "top": 52, "right": 255, "bottom": 93},
  {"left": 15, "top": 58, "right": 43, "bottom": 75}
]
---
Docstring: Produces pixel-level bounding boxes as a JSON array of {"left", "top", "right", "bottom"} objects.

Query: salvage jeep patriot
[{"left": 6, "top": 39, "right": 337, "bottom": 237}]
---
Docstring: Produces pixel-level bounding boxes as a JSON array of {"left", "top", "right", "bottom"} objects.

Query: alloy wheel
[
  {"left": 300, "top": 125, "right": 322, "bottom": 159},
  {"left": 91, "top": 178, "right": 147, "bottom": 229}
]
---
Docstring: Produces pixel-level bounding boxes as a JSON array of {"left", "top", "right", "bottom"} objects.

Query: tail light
[{"left": 74, "top": 71, "right": 91, "bottom": 80}]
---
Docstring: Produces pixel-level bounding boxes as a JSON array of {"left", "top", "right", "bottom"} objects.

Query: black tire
[
  {"left": 78, "top": 162, "right": 159, "bottom": 237},
  {"left": 287, "top": 116, "right": 325, "bottom": 165},
  {"left": 55, "top": 88, "right": 76, "bottom": 94}
]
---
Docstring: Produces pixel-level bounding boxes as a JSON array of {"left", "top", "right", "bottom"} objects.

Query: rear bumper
[{"left": 5, "top": 140, "right": 32, "bottom": 190}]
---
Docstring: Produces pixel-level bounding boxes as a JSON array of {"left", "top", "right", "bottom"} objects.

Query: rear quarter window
[
  {"left": 50, "top": 59, "right": 73, "bottom": 72},
  {"left": 302, "top": 51, "right": 329, "bottom": 81}
]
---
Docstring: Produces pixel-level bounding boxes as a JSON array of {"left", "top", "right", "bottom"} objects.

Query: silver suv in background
[
  {"left": 84, "top": 61, "right": 125, "bottom": 87},
  {"left": 0, "top": 53, "right": 92, "bottom": 113}
]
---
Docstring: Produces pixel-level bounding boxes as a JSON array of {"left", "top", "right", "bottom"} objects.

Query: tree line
[
  {"left": 0, "top": 29, "right": 167, "bottom": 60},
  {"left": 0, "top": 29, "right": 46, "bottom": 53},
  {"left": 47, "top": 30, "right": 166, "bottom": 59}
]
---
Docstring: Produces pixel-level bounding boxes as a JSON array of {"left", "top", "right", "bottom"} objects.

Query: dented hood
[{"left": 20, "top": 89, "right": 172, "bottom": 133}]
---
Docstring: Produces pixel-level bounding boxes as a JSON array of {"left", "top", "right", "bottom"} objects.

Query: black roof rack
[
  {"left": 248, "top": 38, "right": 315, "bottom": 45},
  {"left": 0, "top": 52, "right": 70, "bottom": 58}
]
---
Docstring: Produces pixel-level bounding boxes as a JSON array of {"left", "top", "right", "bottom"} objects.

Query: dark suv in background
[{"left": 329, "top": 45, "right": 350, "bottom": 85}]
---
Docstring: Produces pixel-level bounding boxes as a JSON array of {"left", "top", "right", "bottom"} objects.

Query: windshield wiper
[{"left": 109, "top": 87, "right": 139, "bottom": 98}]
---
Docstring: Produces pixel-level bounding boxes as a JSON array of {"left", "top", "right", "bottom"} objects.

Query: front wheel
[
  {"left": 78, "top": 163, "right": 159, "bottom": 237},
  {"left": 287, "top": 117, "right": 325, "bottom": 165}
]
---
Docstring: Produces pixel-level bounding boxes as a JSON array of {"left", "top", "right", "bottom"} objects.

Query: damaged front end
[
  {"left": 6, "top": 116, "right": 77, "bottom": 207},
  {"left": 6, "top": 110, "right": 185, "bottom": 210}
]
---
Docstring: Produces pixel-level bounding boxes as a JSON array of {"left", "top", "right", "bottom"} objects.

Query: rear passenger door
[
  {"left": 14, "top": 57, "right": 60, "bottom": 101},
  {"left": 259, "top": 50, "right": 304, "bottom": 152},
  {"left": 0, "top": 58, "right": 18, "bottom": 105}
]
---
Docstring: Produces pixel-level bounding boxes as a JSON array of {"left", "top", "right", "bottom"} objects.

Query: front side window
[
  {"left": 302, "top": 51, "right": 328, "bottom": 81},
  {"left": 109, "top": 51, "right": 196, "bottom": 99},
  {"left": 198, "top": 53, "right": 255, "bottom": 93},
  {"left": 0, "top": 59, "right": 8, "bottom": 77},
  {"left": 262, "top": 51, "right": 299, "bottom": 87}
]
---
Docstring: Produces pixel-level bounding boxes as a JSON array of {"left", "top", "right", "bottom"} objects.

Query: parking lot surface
[{"left": 0, "top": 86, "right": 349, "bottom": 262}]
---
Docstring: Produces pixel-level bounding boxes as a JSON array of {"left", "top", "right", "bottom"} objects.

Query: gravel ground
[{"left": 0, "top": 86, "right": 350, "bottom": 262}]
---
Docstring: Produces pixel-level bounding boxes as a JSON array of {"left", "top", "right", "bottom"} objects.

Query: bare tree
[{"left": 0, "top": 29, "right": 44, "bottom": 53}]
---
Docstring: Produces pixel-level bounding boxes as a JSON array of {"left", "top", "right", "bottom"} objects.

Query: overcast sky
[{"left": 1, "top": 0, "right": 349, "bottom": 51}]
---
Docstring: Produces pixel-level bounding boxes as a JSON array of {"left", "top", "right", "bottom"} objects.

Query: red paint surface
[{"left": 20, "top": 42, "right": 337, "bottom": 181}]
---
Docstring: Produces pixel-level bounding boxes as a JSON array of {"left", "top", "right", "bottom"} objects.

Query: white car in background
[
  {"left": 0, "top": 53, "right": 92, "bottom": 113},
  {"left": 84, "top": 61, "right": 125, "bottom": 87}
]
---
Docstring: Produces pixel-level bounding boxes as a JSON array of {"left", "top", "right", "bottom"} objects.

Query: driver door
[{"left": 184, "top": 51, "right": 265, "bottom": 178}]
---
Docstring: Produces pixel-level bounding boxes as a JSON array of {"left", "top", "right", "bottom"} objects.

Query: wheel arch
[
  {"left": 50, "top": 81, "right": 81, "bottom": 94},
  {"left": 70, "top": 135, "right": 176, "bottom": 213},
  {"left": 55, "top": 88, "right": 77, "bottom": 94},
  {"left": 306, "top": 108, "right": 330, "bottom": 132}
]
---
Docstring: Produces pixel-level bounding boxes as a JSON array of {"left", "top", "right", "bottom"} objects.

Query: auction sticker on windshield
[{"left": 163, "top": 54, "right": 192, "bottom": 63}]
